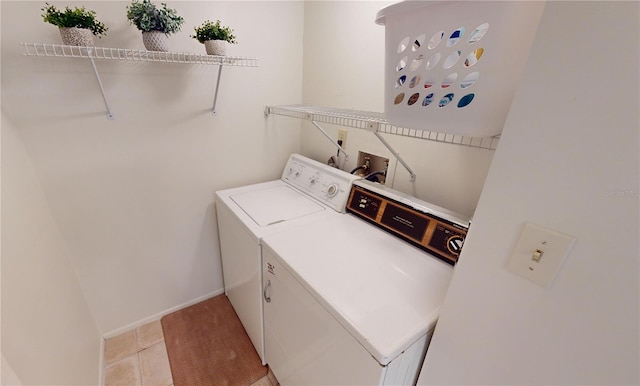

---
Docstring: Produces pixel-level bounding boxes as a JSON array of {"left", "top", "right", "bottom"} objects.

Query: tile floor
[{"left": 103, "top": 319, "right": 278, "bottom": 386}]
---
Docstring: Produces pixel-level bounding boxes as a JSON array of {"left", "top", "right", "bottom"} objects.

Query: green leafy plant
[
  {"left": 191, "top": 20, "right": 237, "bottom": 44},
  {"left": 126, "top": 0, "right": 183, "bottom": 35},
  {"left": 41, "top": 3, "right": 108, "bottom": 36}
]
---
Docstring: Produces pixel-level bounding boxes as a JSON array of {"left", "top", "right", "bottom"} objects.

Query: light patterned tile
[
  {"left": 139, "top": 341, "right": 173, "bottom": 386},
  {"left": 104, "top": 330, "right": 138, "bottom": 365},
  {"left": 267, "top": 367, "right": 279, "bottom": 386},
  {"left": 104, "top": 354, "right": 141, "bottom": 386},
  {"left": 249, "top": 375, "right": 272, "bottom": 386},
  {"left": 136, "top": 320, "right": 164, "bottom": 350}
]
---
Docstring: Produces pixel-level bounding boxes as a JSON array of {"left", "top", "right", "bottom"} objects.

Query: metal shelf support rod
[
  {"left": 211, "top": 65, "right": 223, "bottom": 115},
  {"left": 88, "top": 55, "right": 114, "bottom": 120},
  {"left": 311, "top": 120, "right": 350, "bottom": 160},
  {"left": 373, "top": 131, "right": 416, "bottom": 182}
]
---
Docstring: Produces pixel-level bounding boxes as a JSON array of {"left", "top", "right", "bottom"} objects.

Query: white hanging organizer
[{"left": 375, "top": 1, "right": 545, "bottom": 136}]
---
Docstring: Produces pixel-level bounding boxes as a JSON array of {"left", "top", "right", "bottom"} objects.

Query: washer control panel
[
  {"left": 346, "top": 180, "right": 470, "bottom": 265},
  {"left": 282, "top": 154, "right": 359, "bottom": 213}
]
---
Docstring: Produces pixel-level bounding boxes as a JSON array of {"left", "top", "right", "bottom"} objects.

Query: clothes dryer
[
  {"left": 215, "top": 154, "right": 359, "bottom": 364},
  {"left": 261, "top": 180, "right": 470, "bottom": 385}
]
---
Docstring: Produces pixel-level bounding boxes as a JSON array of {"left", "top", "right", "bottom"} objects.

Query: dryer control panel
[
  {"left": 346, "top": 180, "right": 470, "bottom": 265},
  {"left": 282, "top": 154, "right": 359, "bottom": 213}
]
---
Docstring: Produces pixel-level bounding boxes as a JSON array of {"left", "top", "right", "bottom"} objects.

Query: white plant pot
[
  {"left": 142, "top": 31, "right": 169, "bottom": 52},
  {"left": 204, "top": 40, "right": 226, "bottom": 56},
  {"left": 59, "top": 27, "right": 94, "bottom": 47}
]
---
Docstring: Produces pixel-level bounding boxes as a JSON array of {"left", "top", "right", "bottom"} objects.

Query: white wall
[
  {"left": 1, "top": 114, "right": 101, "bottom": 385},
  {"left": 299, "top": 1, "right": 495, "bottom": 218},
  {"left": 1, "top": 0, "right": 303, "bottom": 335},
  {"left": 4, "top": 1, "right": 636, "bottom": 385},
  {"left": 2, "top": 354, "right": 23, "bottom": 386},
  {"left": 422, "top": 2, "right": 639, "bottom": 384}
]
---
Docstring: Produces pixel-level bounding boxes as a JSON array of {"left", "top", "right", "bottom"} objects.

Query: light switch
[
  {"left": 506, "top": 222, "right": 576, "bottom": 288},
  {"left": 531, "top": 249, "right": 543, "bottom": 262}
]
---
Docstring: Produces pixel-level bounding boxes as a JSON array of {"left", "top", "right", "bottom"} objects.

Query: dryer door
[{"left": 262, "top": 246, "right": 384, "bottom": 386}]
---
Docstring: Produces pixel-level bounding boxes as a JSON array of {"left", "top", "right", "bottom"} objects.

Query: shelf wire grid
[
  {"left": 22, "top": 43, "right": 258, "bottom": 67},
  {"left": 265, "top": 105, "right": 499, "bottom": 150}
]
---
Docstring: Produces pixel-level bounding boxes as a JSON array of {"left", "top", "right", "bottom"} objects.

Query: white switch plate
[{"left": 507, "top": 222, "right": 576, "bottom": 288}]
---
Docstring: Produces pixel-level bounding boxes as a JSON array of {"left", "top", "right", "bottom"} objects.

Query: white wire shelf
[
  {"left": 22, "top": 42, "right": 259, "bottom": 119},
  {"left": 265, "top": 105, "right": 499, "bottom": 150},
  {"left": 21, "top": 42, "right": 258, "bottom": 67}
]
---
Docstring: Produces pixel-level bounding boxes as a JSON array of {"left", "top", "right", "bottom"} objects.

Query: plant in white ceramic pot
[
  {"left": 191, "top": 20, "right": 237, "bottom": 56},
  {"left": 41, "top": 3, "right": 108, "bottom": 46},
  {"left": 126, "top": 0, "right": 183, "bottom": 52}
]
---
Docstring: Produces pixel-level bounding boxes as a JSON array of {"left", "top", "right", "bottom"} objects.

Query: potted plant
[
  {"left": 126, "top": 0, "right": 184, "bottom": 52},
  {"left": 191, "top": 20, "right": 237, "bottom": 56},
  {"left": 41, "top": 3, "right": 108, "bottom": 46}
]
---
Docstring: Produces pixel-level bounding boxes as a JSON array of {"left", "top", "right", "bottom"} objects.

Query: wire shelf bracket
[
  {"left": 211, "top": 65, "right": 223, "bottom": 115},
  {"left": 372, "top": 130, "right": 416, "bottom": 181},
  {"left": 22, "top": 43, "right": 259, "bottom": 119},
  {"left": 310, "top": 120, "right": 350, "bottom": 161},
  {"left": 88, "top": 53, "right": 114, "bottom": 120}
]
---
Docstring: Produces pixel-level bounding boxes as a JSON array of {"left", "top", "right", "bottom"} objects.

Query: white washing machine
[
  {"left": 215, "top": 154, "right": 359, "bottom": 364},
  {"left": 261, "top": 180, "right": 470, "bottom": 385}
]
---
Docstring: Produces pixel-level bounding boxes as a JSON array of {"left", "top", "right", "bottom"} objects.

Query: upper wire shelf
[
  {"left": 265, "top": 105, "right": 499, "bottom": 150},
  {"left": 22, "top": 42, "right": 258, "bottom": 119},
  {"left": 21, "top": 42, "right": 258, "bottom": 67}
]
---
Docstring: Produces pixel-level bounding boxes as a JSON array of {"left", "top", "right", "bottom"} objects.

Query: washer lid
[{"left": 230, "top": 185, "right": 325, "bottom": 226}]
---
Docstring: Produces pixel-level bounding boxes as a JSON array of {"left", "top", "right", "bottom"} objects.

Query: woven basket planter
[
  {"left": 59, "top": 27, "right": 94, "bottom": 46},
  {"left": 204, "top": 40, "right": 226, "bottom": 56},
  {"left": 142, "top": 31, "right": 169, "bottom": 52}
]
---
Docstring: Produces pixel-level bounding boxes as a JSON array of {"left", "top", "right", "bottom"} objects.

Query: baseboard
[{"left": 101, "top": 289, "right": 225, "bottom": 340}]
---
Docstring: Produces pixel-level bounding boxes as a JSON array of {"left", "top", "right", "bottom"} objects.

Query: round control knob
[
  {"left": 326, "top": 184, "right": 339, "bottom": 197},
  {"left": 446, "top": 235, "right": 465, "bottom": 256}
]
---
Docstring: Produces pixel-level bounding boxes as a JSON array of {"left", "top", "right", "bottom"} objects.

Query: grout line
[
  {"left": 137, "top": 351, "right": 144, "bottom": 386},
  {"left": 134, "top": 327, "right": 144, "bottom": 386}
]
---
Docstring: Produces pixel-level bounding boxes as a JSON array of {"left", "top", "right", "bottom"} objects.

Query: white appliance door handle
[{"left": 263, "top": 280, "right": 271, "bottom": 303}]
